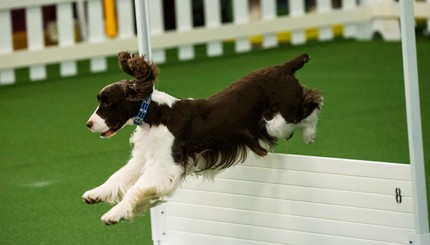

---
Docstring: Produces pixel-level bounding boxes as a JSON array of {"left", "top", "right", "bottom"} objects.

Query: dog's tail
[{"left": 283, "top": 54, "right": 310, "bottom": 74}]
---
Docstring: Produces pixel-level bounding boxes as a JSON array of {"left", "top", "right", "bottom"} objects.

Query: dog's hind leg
[
  {"left": 100, "top": 159, "right": 184, "bottom": 225},
  {"left": 299, "top": 88, "right": 323, "bottom": 144},
  {"left": 299, "top": 108, "right": 321, "bottom": 144},
  {"left": 82, "top": 157, "right": 144, "bottom": 205}
]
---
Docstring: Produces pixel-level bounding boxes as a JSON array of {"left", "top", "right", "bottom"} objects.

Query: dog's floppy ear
[
  {"left": 118, "top": 51, "right": 134, "bottom": 77},
  {"left": 118, "top": 51, "right": 159, "bottom": 101},
  {"left": 127, "top": 53, "right": 156, "bottom": 82},
  {"left": 118, "top": 51, "right": 159, "bottom": 82},
  {"left": 283, "top": 53, "right": 310, "bottom": 74}
]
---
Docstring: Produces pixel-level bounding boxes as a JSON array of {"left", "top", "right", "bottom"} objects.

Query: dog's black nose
[{"left": 86, "top": 121, "right": 93, "bottom": 129}]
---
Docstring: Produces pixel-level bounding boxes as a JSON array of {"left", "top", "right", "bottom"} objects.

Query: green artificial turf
[{"left": 0, "top": 37, "right": 429, "bottom": 244}]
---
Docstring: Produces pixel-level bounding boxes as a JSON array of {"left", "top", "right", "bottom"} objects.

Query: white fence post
[
  {"left": 233, "top": 0, "right": 251, "bottom": 52},
  {"left": 76, "top": 0, "right": 88, "bottom": 41},
  {"left": 289, "top": 0, "right": 306, "bottom": 45},
  {"left": 342, "top": 0, "right": 357, "bottom": 38},
  {"left": 374, "top": 0, "right": 401, "bottom": 41},
  {"left": 0, "top": 10, "right": 15, "bottom": 85},
  {"left": 356, "top": 0, "right": 374, "bottom": 40},
  {"left": 175, "top": 0, "right": 194, "bottom": 60},
  {"left": 26, "top": 6, "right": 47, "bottom": 81},
  {"left": 261, "top": 0, "right": 278, "bottom": 48},
  {"left": 204, "top": 0, "right": 223, "bottom": 57},
  {"left": 317, "top": 0, "right": 333, "bottom": 41},
  {"left": 57, "top": 2, "right": 77, "bottom": 76},
  {"left": 116, "top": 0, "right": 135, "bottom": 39},
  {"left": 87, "top": 0, "right": 107, "bottom": 72},
  {"left": 134, "top": 1, "right": 168, "bottom": 243},
  {"left": 148, "top": 0, "right": 166, "bottom": 63}
]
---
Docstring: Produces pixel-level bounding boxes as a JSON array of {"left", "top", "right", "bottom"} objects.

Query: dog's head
[{"left": 86, "top": 52, "right": 158, "bottom": 138}]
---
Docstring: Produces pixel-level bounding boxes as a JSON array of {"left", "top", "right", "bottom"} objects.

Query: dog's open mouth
[
  {"left": 99, "top": 124, "right": 125, "bottom": 138},
  {"left": 101, "top": 129, "right": 117, "bottom": 138}
]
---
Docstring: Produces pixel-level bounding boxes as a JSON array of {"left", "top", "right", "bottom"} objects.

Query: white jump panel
[{"left": 153, "top": 154, "right": 415, "bottom": 245}]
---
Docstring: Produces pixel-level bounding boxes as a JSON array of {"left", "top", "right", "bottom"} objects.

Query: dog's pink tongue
[{"left": 101, "top": 130, "right": 114, "bottom": 138}]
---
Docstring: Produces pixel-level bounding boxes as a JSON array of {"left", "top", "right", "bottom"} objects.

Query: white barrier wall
[
  {"left": 152, "top": 154, "right": 415, "bottom": 245},
  {"left": 1, "top": 0, "right": 430, "bottom": 85}
]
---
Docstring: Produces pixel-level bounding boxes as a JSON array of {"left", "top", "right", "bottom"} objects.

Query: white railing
[{"left": 0, "top": 0, "right": 429, "bottom": 85}]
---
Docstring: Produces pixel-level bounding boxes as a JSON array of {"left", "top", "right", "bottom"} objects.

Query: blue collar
[{"left": 133, "top": 94, "right": 152, "bottom": 125}]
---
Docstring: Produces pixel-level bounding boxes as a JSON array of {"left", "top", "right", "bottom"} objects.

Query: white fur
[
  {"left": 152, "top": 89, "right": 178, "bottom": 107},
  {"left": 265, "top": 113, "right": 298, "bottom": 139},
  {"left": 87, "top": 108, "right": 109, "bottom": 134},
  {"left": 83, "top": 124, "right": 186, "bottom": 224}
]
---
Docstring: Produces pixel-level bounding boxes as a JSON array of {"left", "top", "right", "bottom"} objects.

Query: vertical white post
[
  {"left": 233, "top": 0, "right": 251, "bottom": 53},
  {"left": 204, "top": 0, "right": 223, "bottom": 57},
  {"left": 261, "top": 0, "right": 277, "bottom": 48},
  {"left": 135, "top": 3, "right": 167, "bottom": 243},
  {"left": 57, "top": 2, "right": 77, "bottom": 76},
  {"left": 0, "top": 10, "right": 15, "bottom": 85},
  {"left": 399, "top": 0, "right": 430, "bottom": 244},
  {"left": 355, "top": 0, "right": 373, "bottom": 40},
  {"left": 175, "top": 0, "right": 194, "bottom": 60},
  {"left": 289, "top": 0, "right": 306, "bottom": 45},
  {"left": 134, "top": 0, "right": 152, "bottom": 57},
  {"left": 76, "top": 0, "right": 88, "bottom": 41},
  {"left": 316, "top": 0, "right": 333, "bottom": 41},
  {"left": 342, "top": 0, "right": 357, "bottom": 38},
  {"left": 87, "top": 0, "right": 107, "bottom": 72},
  {"left": 428, "top": 0, "right": 430, "bottom": 34},
  {"left": 26, "top": 6, "right": 47, "bottom": 81},
  {"left": 148, "top": 0, "right": 166, "bottom": 63},
  {"left": 117, "top": 0, "right": 135, "bottom": 39}
]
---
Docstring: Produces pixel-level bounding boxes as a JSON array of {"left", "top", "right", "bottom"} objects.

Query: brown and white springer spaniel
[{"left": 83, "top": 52, "right": 323, "bottom": 225}]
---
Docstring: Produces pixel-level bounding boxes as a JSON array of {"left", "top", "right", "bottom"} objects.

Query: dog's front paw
[
  {"left": 82, "top": 188, "right": 105, "bottom": 204},
  {"left": 301, "top": 127, "right": 316, "bottom": 144},
  {"left": 101, "top": 203, "right": 134, "bottom": 225}
]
